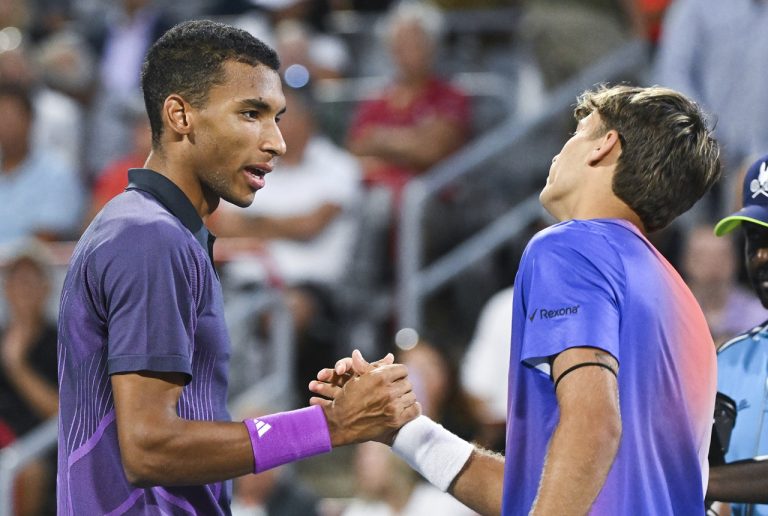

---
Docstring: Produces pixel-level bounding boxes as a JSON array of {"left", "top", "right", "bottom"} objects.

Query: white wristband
[{"left": 391, "top": 415, "right": 474, "bottom": 491}]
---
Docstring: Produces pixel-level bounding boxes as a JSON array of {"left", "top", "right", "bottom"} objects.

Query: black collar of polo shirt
[{"left": 126, "top": 168, "right": 216, "bottom": 265}]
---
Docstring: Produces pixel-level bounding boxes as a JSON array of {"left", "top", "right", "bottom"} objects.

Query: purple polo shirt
[{"left": 57, "top": 169, "right": 233, "bottom": 515}]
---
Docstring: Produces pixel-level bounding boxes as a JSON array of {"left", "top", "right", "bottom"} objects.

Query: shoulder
[
  {"left": 521, "top": 221, "right": 628, "bottom": 291},
  {"left": 89, "top": 191, "right": 198, "bottom": 261},
  {"left": 527, "top": 220, "right": 620, "bottom": 257}
]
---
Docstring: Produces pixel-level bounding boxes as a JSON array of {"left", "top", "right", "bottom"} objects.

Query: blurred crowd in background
[{"left": 1, "top": 0, "right": 767, "bottom": 514}]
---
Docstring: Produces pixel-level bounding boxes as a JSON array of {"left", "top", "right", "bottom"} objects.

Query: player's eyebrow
[{"left": 239, "top": 98, "right": 286, "bottom": 117}]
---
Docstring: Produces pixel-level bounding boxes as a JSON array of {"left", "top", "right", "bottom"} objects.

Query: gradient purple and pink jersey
[{"left": 502, "top": 219, "right": 716, "bottom": 515}]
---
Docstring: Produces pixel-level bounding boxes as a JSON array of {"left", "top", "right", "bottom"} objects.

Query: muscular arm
[
  {"left": 530, "top": 347, "right": 621, "bottom": 515},
  {"left": 707, "top": 458, "right": 768, "bottom": 503},
  {"left": 112, "top": 364, "right": 418, "bottom": 487},
  {"left": 112, "top": 371, "right": 253, "bottom": 486}
]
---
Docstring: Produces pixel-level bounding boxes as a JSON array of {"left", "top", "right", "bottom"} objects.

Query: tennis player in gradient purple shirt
[
  {"left": 57, "top": 20, "right": 419, "bottom": 515},
  {"left": 313, "top": 85, "right": 722, "bottom": 515}
]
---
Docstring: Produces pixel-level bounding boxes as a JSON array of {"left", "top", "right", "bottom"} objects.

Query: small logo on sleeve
[{"left": 528, "top": 304, "right": 580, "bottom": 321}]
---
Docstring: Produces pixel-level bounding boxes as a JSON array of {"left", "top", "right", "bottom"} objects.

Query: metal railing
[{"left": 397, "top": 40, "right": 650, "bottom": 330}]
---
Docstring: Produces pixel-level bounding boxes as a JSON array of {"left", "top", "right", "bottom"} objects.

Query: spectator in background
[
  {"left": 275, "top": 18, "right": 350, "bottom": 82},
  {"left": 654, "top": 0, "right": 768, "bottom": 202},
  {"left": 211, "top": 85, "right": 362, "bottom": 397},
  {"left": 518, "top": 0, "right": 631, "bottom": 90},
  {"left": 346, "top": 1, "right": 469, "bottom": 204},
  {"left": 682, "top": 224, "right": 766, "bottom": 347},
  {"left": 342, "top": 441, "right": 476, "bottom": 516},
  {"left": 84, "top": 0, "right": 173, "bottom": 174},
  {"left": 0, "top": 243, "right": 59, "bottom": 515},
  {"left": 35, "top": 27, "right": 98, "bottom": 107},
  {"left": 0, "top": 46, "right": 85, "bottom": 172},
  {"left": 0, "top": 82, "right": 84, "bottom": 246}
]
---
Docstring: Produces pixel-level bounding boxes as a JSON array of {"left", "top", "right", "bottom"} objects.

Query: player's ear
[
  {"left": 588, "top": 129, "right": 620, "bottom": 166},
  {"left": 164, "top": 94, "right": 193, "bottom": 138}
]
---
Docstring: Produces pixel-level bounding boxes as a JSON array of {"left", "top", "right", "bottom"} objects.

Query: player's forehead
[{"left": 207, "top": 60, "right": 285, "bottom": 113}]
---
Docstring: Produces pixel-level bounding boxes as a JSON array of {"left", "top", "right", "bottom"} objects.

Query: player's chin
[{"left": 224, "top": 190, "right": 256, "bottom": 209}]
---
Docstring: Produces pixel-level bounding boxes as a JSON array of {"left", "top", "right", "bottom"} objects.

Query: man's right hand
[
  {"left": 314, "top": 352, "right": 420, "bottom": 446},
  {"left": 309, "top": 349, "right": 388, "bottom": 404}
]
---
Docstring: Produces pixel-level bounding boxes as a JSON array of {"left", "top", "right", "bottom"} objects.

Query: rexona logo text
[{"left": 528, "top": 305, "right": 580, "bottom": 322}]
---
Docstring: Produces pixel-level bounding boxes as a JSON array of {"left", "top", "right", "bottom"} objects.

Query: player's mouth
[{"left": 243, "top": 164, "right": 272, "bottom": 190}]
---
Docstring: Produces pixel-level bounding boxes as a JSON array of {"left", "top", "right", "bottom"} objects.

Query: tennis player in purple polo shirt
[
  {"left": 57, "top": 20, "right": 419, "bottom": 515},
  {"left": 313, "top": 85, "right": 722, "bottom": 514}
]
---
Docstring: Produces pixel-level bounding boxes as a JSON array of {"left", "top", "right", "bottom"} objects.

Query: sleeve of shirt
[
  {"left": 519, "top": 226, "right": 625, "bottom": 373},
  {"left": 97, "top": 221, "right": 202, "bottom": 379}
]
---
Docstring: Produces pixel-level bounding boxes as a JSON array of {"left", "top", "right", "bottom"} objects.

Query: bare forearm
[
  {"left": 707, "top": 458, "right": 768, "bottom": 503},
  {"left": 531, "top": 417, "right": 621, "bottom": 514},
  {"left": 119, "top": 417, "right": 254, "bottom": 486},
  {"left": 449, "top": 448, "right": 505, "bottom": 516},
  {"left": 236, "top": 205, "right": 340, "bottom": 241},
  {"left": 351, "top": 122, "right": 463, "bottom": 169}
]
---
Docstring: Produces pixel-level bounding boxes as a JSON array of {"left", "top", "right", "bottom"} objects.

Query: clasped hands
[{"left": 310, "top": 350, "right": 421, "bottom": 447}]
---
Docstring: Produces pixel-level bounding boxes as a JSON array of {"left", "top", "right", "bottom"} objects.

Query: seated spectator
[
  {"left": 346, "top": 1, "right": 469, "bottom": 204},
  {"left": 0, "top": 82, "right": 84, "bottom": 247},
  {"left": 211, "top": 85, "right": 362, "bottom": 397},
  {"left": 342, "top": 441, "right": 476, "bottom": 516},
  {"left": 682, "top": 224, "right": 766, "bottom": 346},
  {"left": 0, "top": 242, "right": 59, "bottom": 515},
  {"left": 0, "top": 46, "right": 86, "bottom": 172}
]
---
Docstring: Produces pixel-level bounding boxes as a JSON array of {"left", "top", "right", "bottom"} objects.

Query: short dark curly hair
[
  {"left": 141, "top": 19, "right": 280, "bottom": 146},
  {"left": 575, "top": 85, "right": 721, "bottom": 232}
]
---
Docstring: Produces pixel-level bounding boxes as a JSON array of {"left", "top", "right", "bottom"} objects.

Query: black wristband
[{"left": 553, "top": 362, "right": 617, "bottom": 392}]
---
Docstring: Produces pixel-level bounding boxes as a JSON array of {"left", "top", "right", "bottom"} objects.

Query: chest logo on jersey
[{"left": 528, "top": 304, "right": 580, "bottom": 321}]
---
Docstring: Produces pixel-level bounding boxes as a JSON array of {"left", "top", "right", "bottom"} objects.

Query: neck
[
  {"left": 551, "top": 193, "right": 646, "bottom": 234},
  {"left": 144, "top": 150, "right": 218, "bottom": 219}
]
